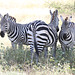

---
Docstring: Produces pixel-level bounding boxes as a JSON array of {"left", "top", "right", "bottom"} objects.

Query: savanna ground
[{"left": 0, "top": 0, "right": 75, "bottom": 75}]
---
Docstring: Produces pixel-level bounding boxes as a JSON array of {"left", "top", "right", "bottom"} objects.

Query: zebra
[
  {"left": 0, "top": 13, "right": 49, "bottom": 64},
  {"left": 32, "top": 9, "right": 59, "bottom": 63},
  {"left": 43, "top": 10, "right": 59, "bottom": 58},
  {"left": 49, "top": 10, "right": 59, "bottom": 57},
  {"left": 59, "top": 15, "right": 75, "bottom": 53}
]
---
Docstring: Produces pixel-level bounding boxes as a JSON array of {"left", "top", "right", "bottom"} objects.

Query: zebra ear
[
  {"left": 60, "top": 15, "right": 63, "bottom": 22},
  {"left": 0, "top": 14, "right": 3, "bottom": 19},
  {"left": 69, "top": 16, "right": 72, "bottom": 22},
  {"left": 55, "top": 10, "right": 58, "bottom": 15},
  {"left": 50, "top": 10, "right": 52, "bottom": 15},
  {"left": 5, "top": 13, "right": 10, "bottom": 21}
]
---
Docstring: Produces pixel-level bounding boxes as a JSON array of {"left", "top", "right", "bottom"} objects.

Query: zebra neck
[
  {"left": 50, "top": 19, "right": 56, "bottom": 25},
  {"left": 50, "top": 19, "right": 57, "bottom": 30},
  {"left": 7, "top": 23, "right": 16, "bottom": 35}
]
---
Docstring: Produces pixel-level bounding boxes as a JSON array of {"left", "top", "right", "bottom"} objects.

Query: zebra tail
[
  {"left": 31, "top": 23, "right": 39, "bottom": 56},
  {"left": 34, "top": 41, "right": 39, "bottom": 56}
]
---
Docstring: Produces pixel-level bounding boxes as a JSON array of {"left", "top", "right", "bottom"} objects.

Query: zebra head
[
  {"left": 0, "top": 13, "right": 16, "bottom": 38},
  {"left": 0, "top": 14, "right": 5, "bottom": 37},
  {"left": 60, "top": 15, "right": 72, "bottom": 31},
  {"left": 50, "top": 9, "right": 59, "bottom": 32},
  {"left": 60, "top": 16, "right": 72, "bottom": 41}
]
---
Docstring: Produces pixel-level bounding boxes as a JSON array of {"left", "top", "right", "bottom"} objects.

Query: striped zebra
[
  {"left": 0, "top": 13, "right": 49, "bottom": 64},
  {"left": 49, "top": 10, "right": 59, "bottom": 57},
  {"left": 43, "top": 10, "right": 59, "bottom": 58},
  {"left": 59, "top": 15, "right": 75, "bottom": 53},
  {"left": 32, "top": 9, "right": 59, "bottom": 62}
]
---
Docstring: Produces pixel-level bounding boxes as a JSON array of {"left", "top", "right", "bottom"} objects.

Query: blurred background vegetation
[
  {"left": 45, "top": 0, "right": 75, "bottom": 14},
  {"left": 0, "top": 0, "right": 75, "bottom": 75}
]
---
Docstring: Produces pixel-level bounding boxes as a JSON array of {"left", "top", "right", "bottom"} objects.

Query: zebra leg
[
  {"left": 30, "top": 45, "right": 34, "bottom": 65},
  {"left": 44, "top": 47, "right": 48, "bottom": 58},
  {"left": 61, "top": 45, "right": 65, "bottom": 54},
  {"left": 18, "top": 43, "right": 23, "bottom": 49},
  {"left": 68, "top": 47, "right": 73, "bottom": 69},
  {"left": 61, "top": 45, "right": 66, "bottom": 57},
  {"left": 11, "top": 42, "right": 17, "bottom": 50},
  {"left": 66, "top": 47, "right": 69, "bottom": 51},
  {"left": 36, "top": 53, "right": 39, "bottom": 65},
  {"left": 70, "top": 47, "right": 73, "bottom": 56},
  {"left": 52, "top": 43, "right": 56, "bottom": 57},
  {"left": 30, "top": 45, "right": 39, "bottom": 65}
]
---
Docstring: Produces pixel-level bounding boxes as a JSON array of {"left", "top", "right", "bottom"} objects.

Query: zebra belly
[{"left": 8, "top": 35, "right": 26, "bottom": 44}]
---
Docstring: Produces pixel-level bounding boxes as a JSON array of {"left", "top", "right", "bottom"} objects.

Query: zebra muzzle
[{"left": 0, "top": 31, "right": 5, "bottom": 38}]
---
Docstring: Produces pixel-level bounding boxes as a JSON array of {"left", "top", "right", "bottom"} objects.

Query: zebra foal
[{"left": 59, "top": 15, "right": 75, "bottom": 53}]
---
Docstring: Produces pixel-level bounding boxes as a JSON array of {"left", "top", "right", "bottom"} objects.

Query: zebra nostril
[
  {"left": 63, "top": 33, "right": 67, "bottom": 40},
  {"left": 0, "top": 31, "right": 5, "bottom": 38}
]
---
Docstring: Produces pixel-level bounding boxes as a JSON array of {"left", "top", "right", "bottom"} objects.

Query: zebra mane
[
  {"left": 64, "top": 17, "right": 69, "bottom": 25},
  {"left": 65, "top": 17, "right": 68, "bottom": 21},
  {"left": 4, "top": 14, "right": 16, "bottom": 23},
  {"left": 51, "top": 11, "right": 55, "bottom": 22},
  {"left": 9, "top": 16, "right": 16, "bottom": 22},
  {"left": 51, "top": 10, "right": 58, "bottom": 22}
]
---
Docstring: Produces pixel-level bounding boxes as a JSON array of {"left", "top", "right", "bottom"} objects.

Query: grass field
[{"left": 0, "top": 0, "right": 75, "bottom": 75}]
